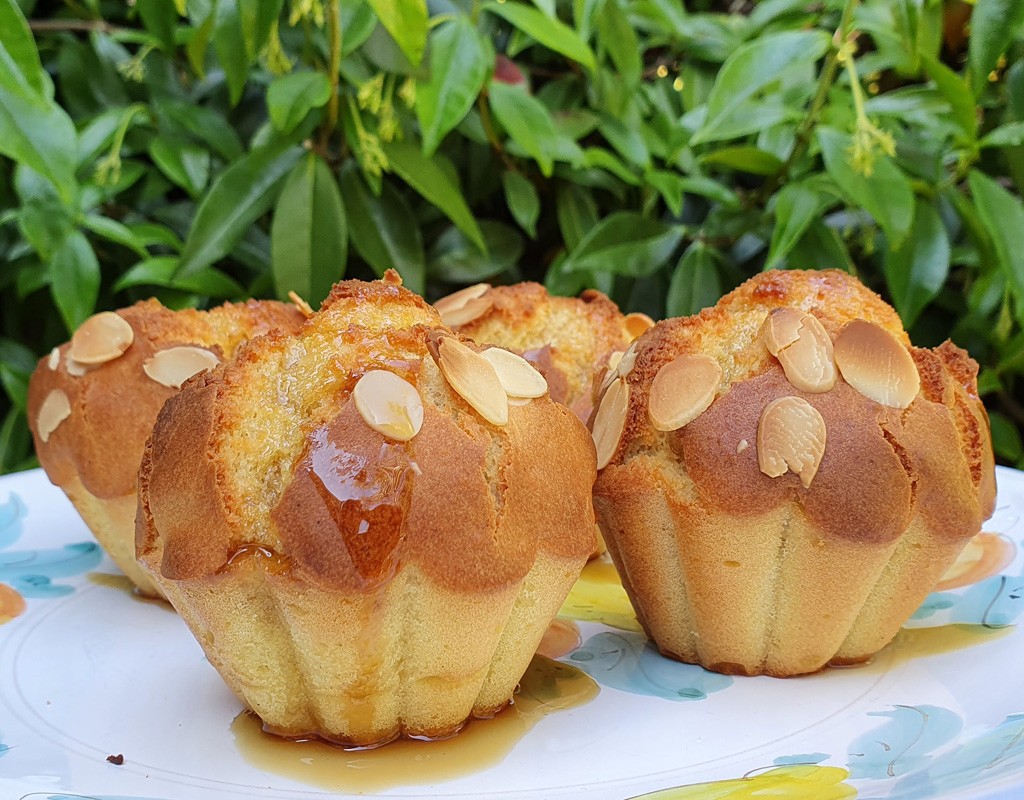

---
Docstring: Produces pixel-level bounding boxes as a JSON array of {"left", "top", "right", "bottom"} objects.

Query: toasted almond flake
[
  {"left": 435, "top": 283, "right": 492, "bottom": 326},
  {"left": 47, "top": 347, "right": 60, "bottom": 370},
  {"left": 481, "top": 348, "right": 548, "bottom": 398},
  {"left": 409, "top": 460, "right": 423, "bottom": 476},
  {"left": 65, "top": 356, "right": 90, "bottom": 377},
  {"left": 757, "top": 396, "right": 826, "bottom": 488},
  {"left": 592, "top": 377, "right": 629, "bottom": 469},
  {"left": 438, "top": 336, "right": 508, "bottom": 425},
  {"left": 607, "top": 351, "right": 624, "bottom": 371},
  {"left": 287, "top": 291, "right": 314, "bottom": 318},
  {"left": 776, "top": 314, "right": 836, "bottom": 393},
  {"left": 507, "top": 396, "right": 533, "bottom": 406},
  {"left": 834, "top": 319, "right": 920, "bottom": 408},
  {"left": 762, "top": 308, "right": 804, "bottom": 356},
  {"left": 37, "top": 389, "right": 71, "bottom": 443},
  {"left": 736, "top": 439, "right": 749, "bottom": 453},
  {"left": 601, "top": 342, "right": 639, "bottom": 395},
  {"left": 624, "top": 312, "right": 655, "bottom": 341},
  {"left": 143, "top": 347, "right": 220, "bottom": 389},
  {"left": 353, "top": 370, "right": 424, "bottom": 441},
  {"left": 648, "top": 354, "right": 721, "bottom": 431},
  {"left": 68, "top": 312, "right": 134, "bottom": 365}
]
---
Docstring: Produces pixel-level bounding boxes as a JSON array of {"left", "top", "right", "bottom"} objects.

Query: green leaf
[
  {"left": 599, "top": 115, "right": 650, "bottom": 169},
  {"left": 968, "top": 0, "right": 1024, "bottom": 96},
  {"left": 990, "top": 411, "right": 1023, "bottom": 462},
  {"left": 581, "top": 148, "right": 641, "bottom": 185},
  {"left": 766, "top": 181, "right": 829, "bottom": 269},
  {"left": 49, "top": 231, "right": 100, "bottom": 333},
  {"left": 15, "top": 165, "right": 75, "bottom": 261},
  {"left": 597, "top": 0, "right": 642, "bottom": 86},
  {"left": 979, "top": 121, "right": 1024, "bottom": 149},
  {"left": 128, "top": 222, "right": 183, "bottom": 251},
  {"left": 428, "top": 221, "right": 523, "bottom": 282},
  {"left": 488, "top": 81, "right": 562, "bottom": 177},
  {"left": 920, "top": 51, "right": 977, "bottom": 142},
  {"left": 176, "top": 143, "right": 303, "bottom": 278},
  {"left": 969, "top": 170, "right": 1024, "bottom": 325},
  {"left": 340, "top": 168, "right": 426, "bottom": 295},
  {"left": 556, "top": 183, "right": 598, "bottom": 251},
  {"left": 0, "top": 407, "right": 33, "bottom": 474},
  {"left": 271, "top": 153, "right": 348, "bottom": 306},
  {"left": 154, "top": 100, "right": 245, "bottom": 161},
  {"left": 77, "top": 108, "right": 124, "bottom": 168},
  {"left": 564, "top": 212, "right": 683, "bottom": 277},
  {"left": 786, "top": 219, "right": 855, "bottom": 272},
  {"left": 666, "top": 241, "right": 720, "bottom": 317},
  {"left": 502, "top": 172, "right": 540, "bottom": 238},
  {"left": 700, "top": 146, "right": 784, "bottom": 175},
  {"left": 149, "top": 136, "right": 211, "bottom": 198},
  {"left": 484, "top": 1, "right": 596, "bottom": 70},
  {"left": 0, "top": 0, "right": 47, "bottom": 96},
  {"left": 382, "top": 140, "right": 485, "bottom": 253},
  {"left": 817, "top": 127, "right": 914, "bottom": 249},
  {"left": 113, "top": 255, "right": 245, "bottom": 298},
  {"left": 267, "top": 72, "right": 332, "bottom": 134},
  {"left": 136, "top": 0, "right": 178, "bottom": 51},
  {"left": 416, "top": 16, "right": 490, "bottom": 156},
  {"left": 883, "top": 198, "right": 950, "bottom": 329},
  {"left": 645, "top": 170, "right": 685, "bottom": 216},
  {"left": 81, "top": 214, "right": 150, "bottom": 258},
  {"left": 187, "top": 12, "right": 215, "bottom": 79},
  {"left": 366, "top": 0, "right": 428, "bottom": 67},
  {"left": 341, "top": 2, "right": 378, "bottom": 56},
  {"left": 213, "top": 0, "right": 251, "bottom": 106},
  {"left": 691, "top": 30, "right": 829, "bottom": 145}
]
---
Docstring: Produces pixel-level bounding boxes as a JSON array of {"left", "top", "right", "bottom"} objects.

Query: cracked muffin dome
[
  {"left": 591, "top": 269, "right": 995, "bottom": 677},
  {"left": 436, "top": 282, "right": 652, "bottom": 422},
  {"left": 26, "top": 299, "right": 305, "bottom": 597},
  {"left": 136, "top": 271, "right": 596, "bottom": 747}
]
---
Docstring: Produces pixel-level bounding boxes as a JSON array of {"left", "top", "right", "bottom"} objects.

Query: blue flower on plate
[
  {"left": 847, "top": 704, "right": 963, "bottom": 780},
  {"left": 564, "top": 630, "right": 733, "bottom": 700}
]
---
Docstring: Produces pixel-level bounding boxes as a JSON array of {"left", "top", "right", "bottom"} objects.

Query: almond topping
[
  {"left": 68, "top": 312, "right": 134, "bottom": 365},
  {"left": 481, "top": 348, "right": 548, "bottom": 398},
  {"left": 287, "top": 291, "right": 314, "bottom": 318},
  {"left": 834, "top": 319, "right": 920, "bottom": 408},
  {"left": 47, "top": 347, "right": 60, "bottom": 370},
  {"left": 592, "top": 377, "right": 630, "bottom": 469},
  {"left": 757, "top": 396, "right": 826, "bottom": 488},
  {"left": 607, "top": 351, "right": 624, "bottom": 372},
  {"left": 437, "top": 336, "right": 508, "bottom": 425},
  {"left": 37, "top": 389, "right": 71, "bottom": 443},
  {"left": 143, "top": 347, "right": 220, "bottom": 389},
  {"left": 65, "top": 356, "right": 90, "bottom": 377},
  {"left": 648, "top": 354, "right": 721, "bottom": 431},
  {"left": 435, "top": 283, "right": 492, "bottom": 326},
  {"left": 353, "top": 370, "right": 424, "bottom": 441},
  {"left": 736, "top": 439, "right": 749, "bottom": 453},
  {"left": 624, "top": 312, "right": 655, "bottom": 341},
  {"left": 762, "top": 308, "right": 804, "bottom": 356},
  {"left": 773, "top": 313, "right": 836, "bottom": 393}
]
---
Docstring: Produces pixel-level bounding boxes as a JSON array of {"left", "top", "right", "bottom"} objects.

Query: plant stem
[
  {"left": 757, "top": 0, "right": 860, "bottom": 201},
  {"left": 477, "top": 93, "right": 517, "bottom": 172},
  {"left": 319, "top": 0, "right": 343, "bottom": 152},
  {"left": 29, "top": 19, "right": 122, "bottom": 34}
]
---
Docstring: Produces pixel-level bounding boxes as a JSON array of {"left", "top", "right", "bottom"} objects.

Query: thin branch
[
  {"left": 316, "top": 0, "right": 343, "bottom": 154},
  {"left": 28, "top": 19, "right": 122, "bottom": 34}
]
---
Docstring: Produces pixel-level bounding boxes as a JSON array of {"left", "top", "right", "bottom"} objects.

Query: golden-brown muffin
[
  {"left": 436, "top": 282, "right": 651, "bottom": 422},
  {"left": 136, "top": 272, "right": 596, "bottom": 746},
  {"left": 26, "top": 299, "right": 306, "bottom": 597},
  {"left": 591, "top": 269, "right": 995, "bottom": 677}
]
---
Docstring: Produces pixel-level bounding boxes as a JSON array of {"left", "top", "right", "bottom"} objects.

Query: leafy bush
[{"left": 1, "top": 0, "right": 1023, "bottom": 473}]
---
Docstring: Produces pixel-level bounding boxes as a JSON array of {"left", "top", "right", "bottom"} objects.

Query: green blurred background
[{"left": 1, "top": 0, "right": 1022, "bottom": 473}]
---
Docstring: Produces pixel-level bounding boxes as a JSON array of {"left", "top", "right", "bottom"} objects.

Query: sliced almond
[
  {"left": 757, "top": 396, "right": 826, "bottom": 488},
  {"left": 834, "top": 319, "right": 919, "bottom": 408},
  {"left": 437, "top": 336, "right": 508, "bottom": 426},
  {"left": 37, "top": 389, "right": 71, "bottom": 443},
  {"left": 435, "top": 283, "right": 492, "bottom": 326},
  {"left": 47, "top": 347, "right": 60, "bottom": 370},
  {"left": 287, "top": 291, "right": 314, "bottom": 318},
  {"left": 607, "top": 351, "right": 624, "bottom": 372},
  {"left": 592, "top": 377, "right": 630, "bottom": 469},
  {"left": 648, "top": 354, "right": 721, "bottom": 431},
  {"left": 143, "top": 346, "right": 221, "bottom": 389},
  {"left": 68, "top": 312, "right": 134, "bottom": 365},
  {"left": 624, "top": 312, "right": 655, "bottom": 341},
  {"left": 762, "top": 308, "right": 804, "bottom": 356},
  {"left": 776, "top": 314, "right": 836, "bottom": 393},
  {"left": 65, "top": 356, "right": 91, "bottom": 377},
  {"left": 481, "top": 348, "right": 548, "bottom": 398},
  {"left": 353, "top": 370, "right": 424, "bottom": 441}
]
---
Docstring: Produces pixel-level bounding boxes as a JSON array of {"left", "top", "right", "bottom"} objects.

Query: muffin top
[
  {"left": 437, "top": 282, "right": 649, "bottom": 420},
  {"left": 593, "top": 269, "right": 995, "bottom": 544},
  {"left": 27, "top": 298, "right": 306, "bottom": 500},
  {"left": 137, "top": 273, "right": 596, "bottom": 593}
]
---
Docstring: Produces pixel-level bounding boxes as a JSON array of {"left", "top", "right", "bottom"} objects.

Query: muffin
[
  {"left": 26, "top": 299, "right": 306, "bottom": 597},
  {"left": 436, "top": 282, "right": 652, "bottom": 422},
  {"left": 136, "top": 272, "right": 596, "bottom": 746},
  {"left": 591, "top": 269, "right": 995, "bottom": 677}
]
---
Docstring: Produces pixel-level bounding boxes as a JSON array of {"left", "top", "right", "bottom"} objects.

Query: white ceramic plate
[{"left": 2, "top": 467, "right": 1024, "bottom": 800}]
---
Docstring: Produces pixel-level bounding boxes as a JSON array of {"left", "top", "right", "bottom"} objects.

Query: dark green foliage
[{"left": 1, "top": 0, "right": 1023, "bottom": 471}]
